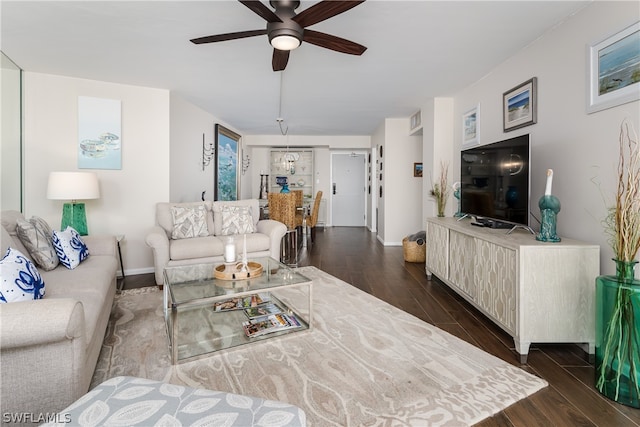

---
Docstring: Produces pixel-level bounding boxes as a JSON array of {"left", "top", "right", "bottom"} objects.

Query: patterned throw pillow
[
  {"left": 16, "top": 216, "right": 60, "bottom": 271},
  {"left": 0, "top": 247, "right": 45, "bottom": 303},
  {"left": 171, "top": 205, "right": 209, "bottom": 239},
  {"left": 52, "top": 227, "right": 90, "bottom": 269},
  {"left": 220, "top": 205, "right": 256, "bottom": 235}
]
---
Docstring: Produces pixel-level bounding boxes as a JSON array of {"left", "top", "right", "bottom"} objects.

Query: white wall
[
  {"left": 1, "top": 53, "right": 22, "bottom": 212},
  {"left": 449, "top": 1, "right": 639, "bottom": 275},
  {"left": 169, "top": 95, "right": 246, "bottom": 203},
  {"left": 373, "top": 118, "right": 423, "bottom": 245},
  {"left": 372, "top": 123, "right": 385, "bottom": 240},
  {"left": 386, "top": 118, "right": 423, "bottom": 244},
  {"left": 169, "top": 94, "right": 216, "bottom": 202},
  {"left": 23, "top": 72, "right": 170, "bottom": 274},
  {"left": 421, "top": 98, "right": 455, "bottom": 220}
]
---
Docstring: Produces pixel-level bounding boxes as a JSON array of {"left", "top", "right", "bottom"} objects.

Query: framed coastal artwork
[
  {"left": 413, "top": 162, "right": 423, "bottom": 177},
  {"left": 503, "top": 77, "right": 537, "bottom": 132},
  {"left": 214, "top": 124, "right": 241, "bottom": 201},
  {"left": 78, "top": 96, "right": 121, "bottom": 170},
  {"left": 587, "top": 21, "right": 640, "bottom": 113},
  {"left": 462, "top": 103, "right": 480, "bottom": 147}
]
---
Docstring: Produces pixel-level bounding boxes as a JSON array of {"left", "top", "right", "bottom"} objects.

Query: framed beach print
[
  {"left": 413, "top": 162, "right": 423, "bottom": 177},
  {"left": 587, "top": 21, "right": 640, "bottom": 114},
  {"left": 214, "top": 124, "right": 241, "bottom": 201},
  {"left": 462, "top": 104, "right": 480, "bottom": 147},
  {"left": 503, "top": 78, "right": 537, "bottom": 132},
  {"left": 78, "top": 96, "right": 121, "bottom": 169}
]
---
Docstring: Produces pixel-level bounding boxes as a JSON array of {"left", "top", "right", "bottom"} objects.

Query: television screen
[{"left": 460, "top": 134, "right": 530, "bottom": 227}]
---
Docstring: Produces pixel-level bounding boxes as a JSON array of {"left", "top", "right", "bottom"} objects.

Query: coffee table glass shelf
[{"left": 163, "top": 257, "right": 312, "bottom": 364}]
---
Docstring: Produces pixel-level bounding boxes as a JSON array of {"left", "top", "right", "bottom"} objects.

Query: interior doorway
[{"left": 331, "top": 152, "right": 366, "bottom": 226}]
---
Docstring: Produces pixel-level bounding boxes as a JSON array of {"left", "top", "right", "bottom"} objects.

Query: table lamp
[{"left": 47, "top": 171, "right": 100, "bottom": 235}]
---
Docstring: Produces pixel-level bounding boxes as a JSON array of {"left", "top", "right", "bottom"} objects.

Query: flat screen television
[{"left": 460, "top": 134, "right": 530, "bottom": 228}]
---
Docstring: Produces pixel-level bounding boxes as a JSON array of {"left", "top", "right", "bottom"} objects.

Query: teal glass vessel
[
  {"left": 536, "top": 194, "right": 561, "bottom": 243},
  {"left": 280, "top": 184, "right": 290, "bottom": 193},
  {"left": 595, "top": 259, "right": 640, "bottom": 408}
]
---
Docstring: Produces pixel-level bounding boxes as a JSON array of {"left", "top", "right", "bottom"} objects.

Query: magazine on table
[
  {"left": 212, "top": 293, "right": 270, "bottom": 312},
  {"left": 242, "top": 313, "right": 301, "bottom": 337},
  {"left": 244, "top": 303, "right": 284, "bottom": 320}
]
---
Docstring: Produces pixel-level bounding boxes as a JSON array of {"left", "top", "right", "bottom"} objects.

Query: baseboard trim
[{"left": 124, "top": 267, "right": 155, "bottom": 276}]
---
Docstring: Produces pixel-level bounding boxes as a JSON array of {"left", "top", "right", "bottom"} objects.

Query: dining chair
[
  {"left": 292, "top": 190, "right": 304, "bottom": 229},
  {"left": 306, "top": 191, "right": 323, "bottom": 244},
  {"left": 267, "top": 192, "right": 299, "bottom": 266}
]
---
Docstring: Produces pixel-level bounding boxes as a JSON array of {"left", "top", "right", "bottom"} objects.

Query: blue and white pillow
[
  {"left": 0, "top": 247, "right": 46, "bottom": 303},
  {"left": 52, "top": 227, "right": 90, "bottom": 269}
]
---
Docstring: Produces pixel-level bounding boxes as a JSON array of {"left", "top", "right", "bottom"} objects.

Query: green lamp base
[{"left": 61, "top": 202, "right": 88, "bottom": 236}]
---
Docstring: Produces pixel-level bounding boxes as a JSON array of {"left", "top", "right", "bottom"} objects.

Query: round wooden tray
[{"left": 214, "top": 261, "right": 263, "bottom": 281}]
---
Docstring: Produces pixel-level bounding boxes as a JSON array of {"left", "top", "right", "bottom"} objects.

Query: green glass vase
[{"left": 595, "top": 259, "right": 640, "bottom": 408}]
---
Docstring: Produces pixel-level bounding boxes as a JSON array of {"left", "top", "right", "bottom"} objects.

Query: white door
[{"left": 332, "top": 153, "right": 366, "bottom": 226}]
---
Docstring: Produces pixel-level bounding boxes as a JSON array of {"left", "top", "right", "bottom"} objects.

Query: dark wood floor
[{"left": 122, "top": 227, "right": 640, "bottom": 426}]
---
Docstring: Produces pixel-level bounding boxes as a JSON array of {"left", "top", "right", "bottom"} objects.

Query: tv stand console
[{"left": 425, "top": 217, "right": 599, "bottom": 363}]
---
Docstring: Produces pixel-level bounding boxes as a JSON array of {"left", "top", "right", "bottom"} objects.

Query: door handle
[{"left": 333, "top": 183, "right": 336, "bottom": 195}]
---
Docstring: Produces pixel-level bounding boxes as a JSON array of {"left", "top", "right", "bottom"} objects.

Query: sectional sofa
[{"left": 0, "top": 210, "right": 118, "bottom": 423}]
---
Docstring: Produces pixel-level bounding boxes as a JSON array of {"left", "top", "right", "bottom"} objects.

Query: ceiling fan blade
[
  {"left": 190, "top": 29, "right": 267, "bottom": 44},
  {"left": 303, "top": 29, "right": 367, "bottom": 55},
  {"left": 272, "top": 49, "right": 290, "bottom": 71},
  {"left": 239, "top": 0, "right": 282, "bottom": 23},
  {"left": 293, "top": 1, "right": 365, "bottom": 28}
]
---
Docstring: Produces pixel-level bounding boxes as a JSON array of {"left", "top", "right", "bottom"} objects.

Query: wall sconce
[
  {"left": 242, "top": 153, "right": 251, "bottom": 175},
  {"left": 202, "top": 133, "right": 214, "bottom": 171}
]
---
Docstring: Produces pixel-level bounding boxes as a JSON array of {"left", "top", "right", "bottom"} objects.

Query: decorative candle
[
  {"left": 544, "top": 169, "right": 553, "bottom": 196},
  {"left": 224, "top": 237, "right": 236, "bottom": 263},
  {"left": 243, "top": 234, "right": 247, "bottom": 262}
]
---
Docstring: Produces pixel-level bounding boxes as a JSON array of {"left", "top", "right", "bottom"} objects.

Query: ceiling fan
[{"left": 190, "top": 0, "right": 367, "bottom": 71}]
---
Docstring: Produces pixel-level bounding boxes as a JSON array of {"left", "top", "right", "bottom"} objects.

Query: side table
[{"left": 116, "top": 234, "right": 125, "bottom": 292}]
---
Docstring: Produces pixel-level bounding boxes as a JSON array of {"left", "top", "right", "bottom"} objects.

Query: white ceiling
[{"left": 1, "top": 1, "right": 589, "bottom": 136}]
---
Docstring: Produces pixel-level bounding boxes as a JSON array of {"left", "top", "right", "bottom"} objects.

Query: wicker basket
[{"left": 402, "top": 237, "right": 426, "bottom": 263}]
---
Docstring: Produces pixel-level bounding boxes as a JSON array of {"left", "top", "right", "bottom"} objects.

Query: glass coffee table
[{"left": 163, "top": 257, "right": 312, "bottom": 364}]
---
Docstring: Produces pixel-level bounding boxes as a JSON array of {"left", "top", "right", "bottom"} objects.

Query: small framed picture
[
  {"left": 462, "top": 104, "right": 480, "bottom": 147},
  {"left": 503, "top": 77, "right": 537, "bottom": 132},
  {"left": 413, "top": 162, "right": 423, "bottom": 177},
  {"left": 587, "top": 21, "right": 640, "bottom": 114}
]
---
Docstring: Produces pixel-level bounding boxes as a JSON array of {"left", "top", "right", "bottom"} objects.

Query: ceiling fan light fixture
[{"left": 270, "top": 33, "right": 301, "bottom": 51}]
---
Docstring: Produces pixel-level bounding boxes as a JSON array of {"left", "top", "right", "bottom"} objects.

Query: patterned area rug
[{"left": 92, "top": 266, "right": 547, "bottom": 426}]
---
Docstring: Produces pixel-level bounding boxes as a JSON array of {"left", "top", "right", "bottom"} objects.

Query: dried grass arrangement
[
  {"left": 604, "top": 119, "right": 640, "bottom": 262},
  {"left": 431, "top": 161, "right": 450, "bottom": 217},
  {"left": 596, "top": 118, "right": 640, "bottom": 408}
]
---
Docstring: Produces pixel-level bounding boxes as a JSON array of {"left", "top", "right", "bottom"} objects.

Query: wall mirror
[{"left": 1, "top": 52, "right": 23, "bottom": 211}]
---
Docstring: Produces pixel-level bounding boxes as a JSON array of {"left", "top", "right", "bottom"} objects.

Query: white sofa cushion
[
  {"left": 16, "top": 216, "right": 59, "bottom": 270},
  {"left": 212, "top": 199, "right": 259, "bottom": 236},
  {"left": 53, "top": 227, "right": 90, "bottom": 269},
  {"left": 170, "top": 236, "right": 224, "bottom": 261},
  {"left": 156, "top": 202, "right": 214, "bottom": 238},
  {"left": 0, "top": 247, "right": 46, "bottom": 303},
  {"left": 220, "top": 205, "right": 256, "bottom": 235},
  {"left": 1, "top": 211, "right": 34, "bottom": 262},
  {"left": 171, "top": 205, "right": 209, "bottom": 239}
]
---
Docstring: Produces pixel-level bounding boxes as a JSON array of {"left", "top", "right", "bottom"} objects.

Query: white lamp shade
[{"left": 47, "top": 171, "right": 100, "bottom": 201}]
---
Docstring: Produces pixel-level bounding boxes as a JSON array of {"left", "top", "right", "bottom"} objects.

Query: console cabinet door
[
  {"left": 426, "top": 221, "right": 448, "bottom": 279},
  {"left": 449, "top": 230, "right": 476, "bottom": 300},
  {"left": 475, "top": 240, "right": 517, "bottom": 333}
]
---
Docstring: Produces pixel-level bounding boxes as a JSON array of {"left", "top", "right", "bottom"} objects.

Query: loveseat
[
  {"left": 0, "top": 210, "right": 118, "bottom": 424},
  {"left": 145, "top": 199, "right": 287, "bottom": 286}
]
